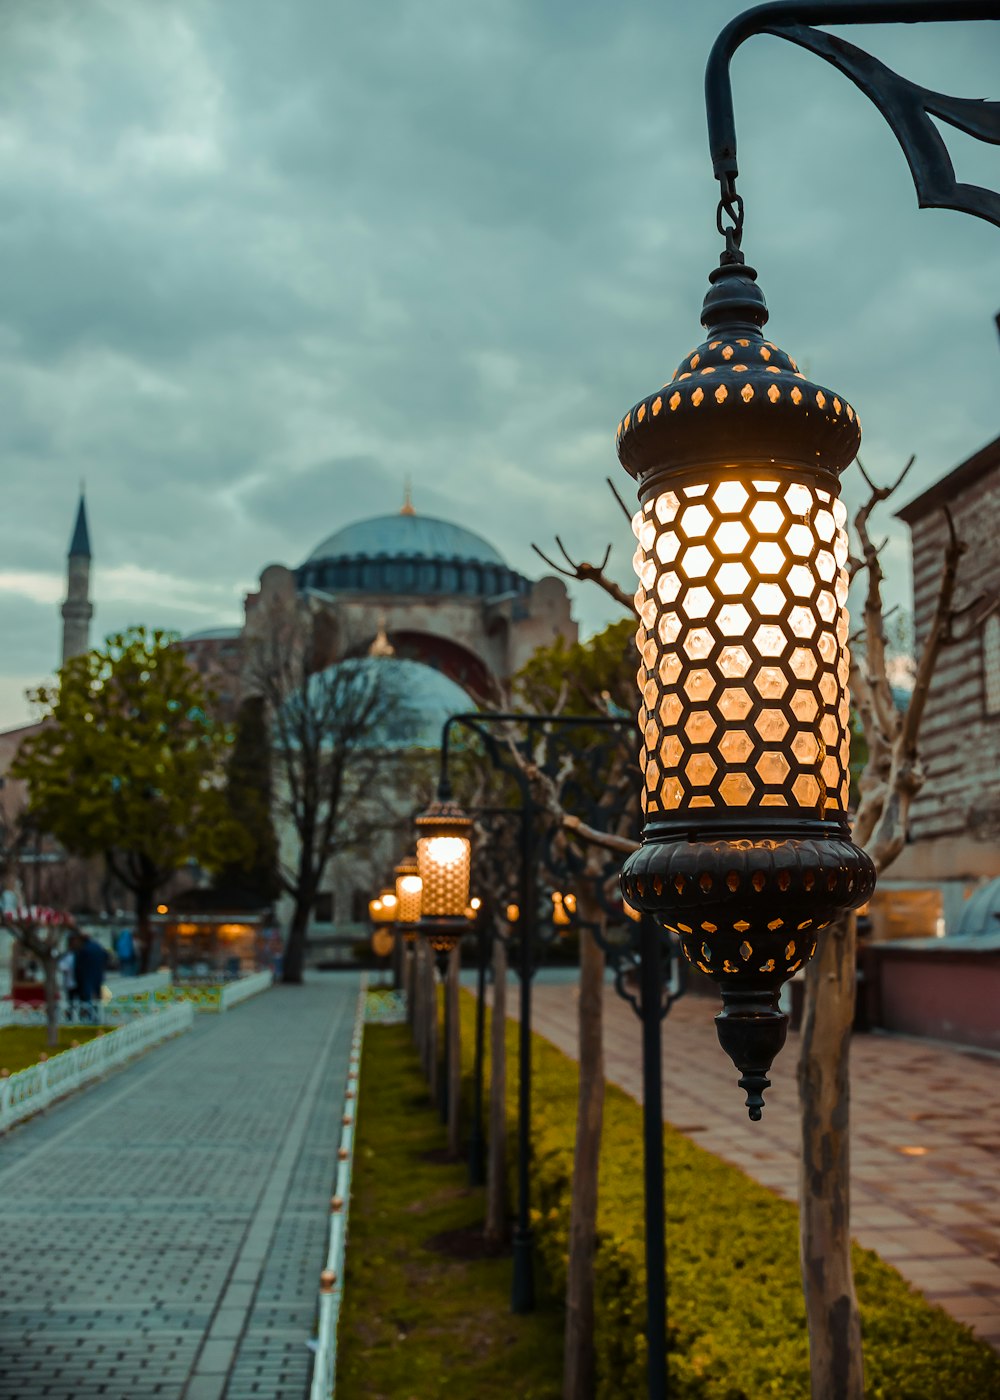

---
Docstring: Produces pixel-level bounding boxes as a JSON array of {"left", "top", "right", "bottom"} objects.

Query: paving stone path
[
  {"left": 515, "top": 978, "right": 1000, "bottom": 1352},
  {"left": 0, "top": 973, "right": 361, "bottom": 1400}
]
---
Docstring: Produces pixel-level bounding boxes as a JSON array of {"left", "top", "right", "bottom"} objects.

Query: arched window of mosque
[
  {"left": 441, "top": 565, "right": 458, "bottom": 592},
  {"left": 462, "top": 565, "right": 478, "bottom": 592},
  {"left": 417, "top": 562, "right": 434, "bottom": 590},
  {"left": 984, "top": 614, "right": 1000, "bottom": 716}
]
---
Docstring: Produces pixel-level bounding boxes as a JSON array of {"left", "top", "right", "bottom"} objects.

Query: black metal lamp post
[
  {"left": 619, "top": 0, "right": 1000, "bottom": 1120},
  {"left": 438, "top": 711, "right": 632, "bottom": 1314}
]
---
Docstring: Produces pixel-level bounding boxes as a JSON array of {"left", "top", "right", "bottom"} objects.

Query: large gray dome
[
  {"left": 297, "top": 510, "right": 528, "bottom": 600},
  {"left": 307, "top": 513, "right": 506, "bottom": 568}
]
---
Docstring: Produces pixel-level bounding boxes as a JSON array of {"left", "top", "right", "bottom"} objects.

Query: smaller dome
[
  {"left": 183, "top": 627, "right": 242, "bottom": 643},
  {"left": 298, "top": 657, "right": 473, "bottom": 750}
]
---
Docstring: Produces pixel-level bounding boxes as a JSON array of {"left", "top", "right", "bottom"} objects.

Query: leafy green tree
[{"left": 12, "top": 627, "right": 249, "bottom": 968}]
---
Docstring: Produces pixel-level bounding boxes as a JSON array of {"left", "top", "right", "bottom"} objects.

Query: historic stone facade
[{"left": 874, "top": 434, "right": 1000, "bottom": 936}]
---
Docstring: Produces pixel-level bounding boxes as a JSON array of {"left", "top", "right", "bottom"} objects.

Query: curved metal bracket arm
[{"left": 707, "top": 0, "right": 1000, "bottom": 231}]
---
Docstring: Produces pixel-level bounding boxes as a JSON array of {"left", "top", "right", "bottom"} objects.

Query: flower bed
[{"left": 458, "top": 992, "right": 1000, "bottom": 1398}]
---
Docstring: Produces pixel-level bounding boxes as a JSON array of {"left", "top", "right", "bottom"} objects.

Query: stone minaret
[{"left": 61, "top": 493, "right": 93, "bottom": 666}]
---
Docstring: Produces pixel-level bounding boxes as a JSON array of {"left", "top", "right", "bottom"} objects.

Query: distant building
[
  {"left": 872, "top": 434, "right": 1000, "bottom": 939},
  {"left": 182, "top": 492, "right": 576, "bottom": 707}
]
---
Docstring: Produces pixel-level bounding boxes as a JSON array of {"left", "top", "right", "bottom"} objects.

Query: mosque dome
[{"left": 296, "top": 504, "right": 529, "bottom": 601}]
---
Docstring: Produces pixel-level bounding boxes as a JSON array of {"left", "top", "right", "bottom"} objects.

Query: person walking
[
  {"left": 115, "top": 925, "right": 136, "bottom": 977},
  {"left": 72, "top": 930, "right": 109, "bottom": 1023}
]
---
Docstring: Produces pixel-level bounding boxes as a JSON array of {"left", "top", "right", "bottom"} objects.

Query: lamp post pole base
[{"left": 511, "top": 1228, "right": 535, "bottom": 1314}]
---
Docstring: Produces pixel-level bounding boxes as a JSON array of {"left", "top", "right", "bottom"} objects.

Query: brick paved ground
[
  {"left": 512, "top": 977, "right": 1000, "bottom": 1352},
  {"left": 0, "top": 974, "right": 361, "bottom": 1400}
]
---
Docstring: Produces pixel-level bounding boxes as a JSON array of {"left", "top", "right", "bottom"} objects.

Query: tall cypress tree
[{"left": 219, "top": 695, "right": 281, "bottom": 906}]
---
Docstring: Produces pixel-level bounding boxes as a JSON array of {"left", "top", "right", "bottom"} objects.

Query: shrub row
[{"left": 457, "top": 991, "right": 1000, "bottom": 1398}]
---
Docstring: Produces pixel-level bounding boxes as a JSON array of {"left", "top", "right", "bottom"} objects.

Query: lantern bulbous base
[
  {"left": 621, "top": 830, "right": 875, "bottom": 1114},
  {"left": 417, "top": 917, "right": 469, "bottom": 959}
]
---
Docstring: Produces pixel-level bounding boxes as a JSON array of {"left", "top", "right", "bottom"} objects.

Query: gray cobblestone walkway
[{"left": 0, "top": 974, "right": 361, "bottom": 1400}]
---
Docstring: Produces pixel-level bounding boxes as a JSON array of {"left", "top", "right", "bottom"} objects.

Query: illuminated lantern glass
[
  {"left": 617, "top": 261, "right": 876, "bottom": 1118},
  {"left": 394, "top": 854, "right": 423, "bottom": 943},
  {"left": 415, "top": 801, "right": 473, "bottom": 954},
  {"left": 369, "top": 888, "right": 398, "bottom": 925}
]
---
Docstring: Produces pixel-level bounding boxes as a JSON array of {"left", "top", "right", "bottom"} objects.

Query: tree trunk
[
  {"left": 282, "top": 898, "right": 311, "bottom": 985},
  {"left": 447, "top": 944, "right": 461, "bottom": 1158},
  {"left": 44, "top": 954, "right": 60, "bottom": 1050},
  {"left": 137, "top": 884, "right": 157, "bottom": 973},
  {"left": 485, "top": 932, "right": 508, "bottom": 1245},
  {"left": 564, "top": 919, "right": 606, "bottom": 1400},
  {"left": 404, "top": 945, "right": 415, "bottom": 1030},
  {"left": 798, "top": 911, "right": 864, "bottom": 1400}
]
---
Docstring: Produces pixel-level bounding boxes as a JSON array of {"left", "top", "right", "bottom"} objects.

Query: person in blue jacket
[{"left": 71, "top": 929, "right": 109, "bottom": 1023}]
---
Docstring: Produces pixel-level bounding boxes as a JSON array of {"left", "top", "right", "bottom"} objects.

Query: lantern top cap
[
  {"left": 616, "top": 263, "right": 861, "bottom": 486},
  {"left": 394, "top": 853, "right": 419, "bottom": 877},
  {"left": 415, "top": 799, "right": 473, "bottom": 837}
]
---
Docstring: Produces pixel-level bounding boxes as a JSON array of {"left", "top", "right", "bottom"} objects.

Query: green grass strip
[
  {"left": 337, "top": 1022, "right": 563, "bottom": 1399},
  {"left": 0, "top": 1025, "right": 105, "bottom": 1075},
  {"left": 454, "top": 990, "right": 1000, "bottom": 1399}
]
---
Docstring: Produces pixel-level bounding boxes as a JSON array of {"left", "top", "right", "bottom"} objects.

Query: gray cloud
[{"left": 0, "top": 0, "right": 997, "bottom": 725}]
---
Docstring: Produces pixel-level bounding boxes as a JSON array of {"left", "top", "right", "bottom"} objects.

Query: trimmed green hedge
[{"left": 457, "top": 991, "right": 1000, "bottom": 1399}]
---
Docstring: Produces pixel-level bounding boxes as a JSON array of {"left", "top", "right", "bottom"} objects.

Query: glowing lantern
[
  {"left": 617, "top": 260, "right": 876, "bottom": 1117},
  {"left": 394, "top": 854, "right": 423, "bottom": 944},
  {"left": 415, "top": 801, "right": 473, "bottom": 955},
  {"left": 369, "top": 888, "right": 398, "bottom": 925}
]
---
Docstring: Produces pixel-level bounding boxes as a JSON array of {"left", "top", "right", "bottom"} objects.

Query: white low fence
[
  {"left": 0, "top": 1003, "right": 194, "bottom": 1134},
  {"left": 219, "top": 969, "right": 273, "bottom": 1009},
  {"left": 309, "top": 976, "right": 367, "bottom": 1400},
  {"left": 106, "top": 970, "right": 173, "bottom": 999}
]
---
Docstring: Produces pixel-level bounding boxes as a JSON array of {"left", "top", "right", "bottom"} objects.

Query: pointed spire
[
  {"left": 68, "top": 492, "right": 91, "bottom": 559},
  {"left": 400, "top": 476, "right": 415, "bottom": 516}
]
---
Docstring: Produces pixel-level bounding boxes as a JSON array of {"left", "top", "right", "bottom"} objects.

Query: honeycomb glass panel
[
  {"left": 711, "top": 480, "right": 749, "bottom": 513},
  {"left": 679, "top": 544, "right": 714, "bottom": 579},
  {"left": 787, "top": 564, "right": 815, "bottom": 597},
  {"left": 658, "top": 652, "right": 682, "bottom": 685},
  {"left": 719, "top": 772, "right": 756, "bottom": 805},
  {"left": 790, "top": 647, "right": 817, "bottom": 680},
  {"left": 754, "top": 666, "right": 788, "bottom": 700},
  {"left": 659, "top": 693, "right": 683, "bottom": 726},
  {"left": 752, "top": 582, "right": 785, "bottom": 615},
  {"left": 749, "top": 500, "right": 784, "bottom": 534},
  {"left": 683, "top": 585, "right": 714, "bottom": 619},
  {"left": 715, "top": 561, "right": 752, "bottom": 594},
  {"left": 631, "top": 479, "right": 854, "bottom": 824},
  {"left": 717, "top": 603, "right": 752, "bottom": 636},
  {"left": 754, "top": 709, "right": 789, "bottom": 743},
  {"left": 657, "top": 571, "right": 681, "bottom": 605},
  {"left": 680, "top": 503, "right": 713, "bottom": 538},
  {"left": 718, "top": 729, "right": 754, "bottom": 763},
  {"left": 685, "top": 753, "right": 717, "bottom": 787},
  {"left": 684, "top": 711, "right": 717, "bottom": 744},
  {"left": 719, "top": 687, "right": 753, "bottom": 721},
  {"left": 751, "top": 542, "right": 785, "bottom": 576},
  {"left": 683, "top": 628, "right": 714, "bottom": 660},
  {"left": 756, "top": 751, "right": 790, "bottom": 785},
  {"left": 660, "top": 734, "right": 683, "bottom": 768},
  {"left": 718, "top": 644, "right": 752, "bottom": 677},
  {"left": 713, "top": 520, "right": 751, "bottom": 555}
]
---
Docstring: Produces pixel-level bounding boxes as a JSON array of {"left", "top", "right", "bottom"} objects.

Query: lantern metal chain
[{"left": 716, "top": 172, "right": 745, "bottom": 264}]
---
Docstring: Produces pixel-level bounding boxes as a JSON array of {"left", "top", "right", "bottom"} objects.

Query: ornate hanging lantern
[
  {"left": 394, "top": 854, "right": 423, "bottom": 945},
  {"left": 618, "top": 260, "right": 876, "bottom": 1118},
  {"left": 415, "top": 801, "right": 473, "bottom": 958}
]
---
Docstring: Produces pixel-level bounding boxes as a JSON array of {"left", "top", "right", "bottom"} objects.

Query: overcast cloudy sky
[{"left": 0, "top": 0, "right": 997, "bottom": 728}]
